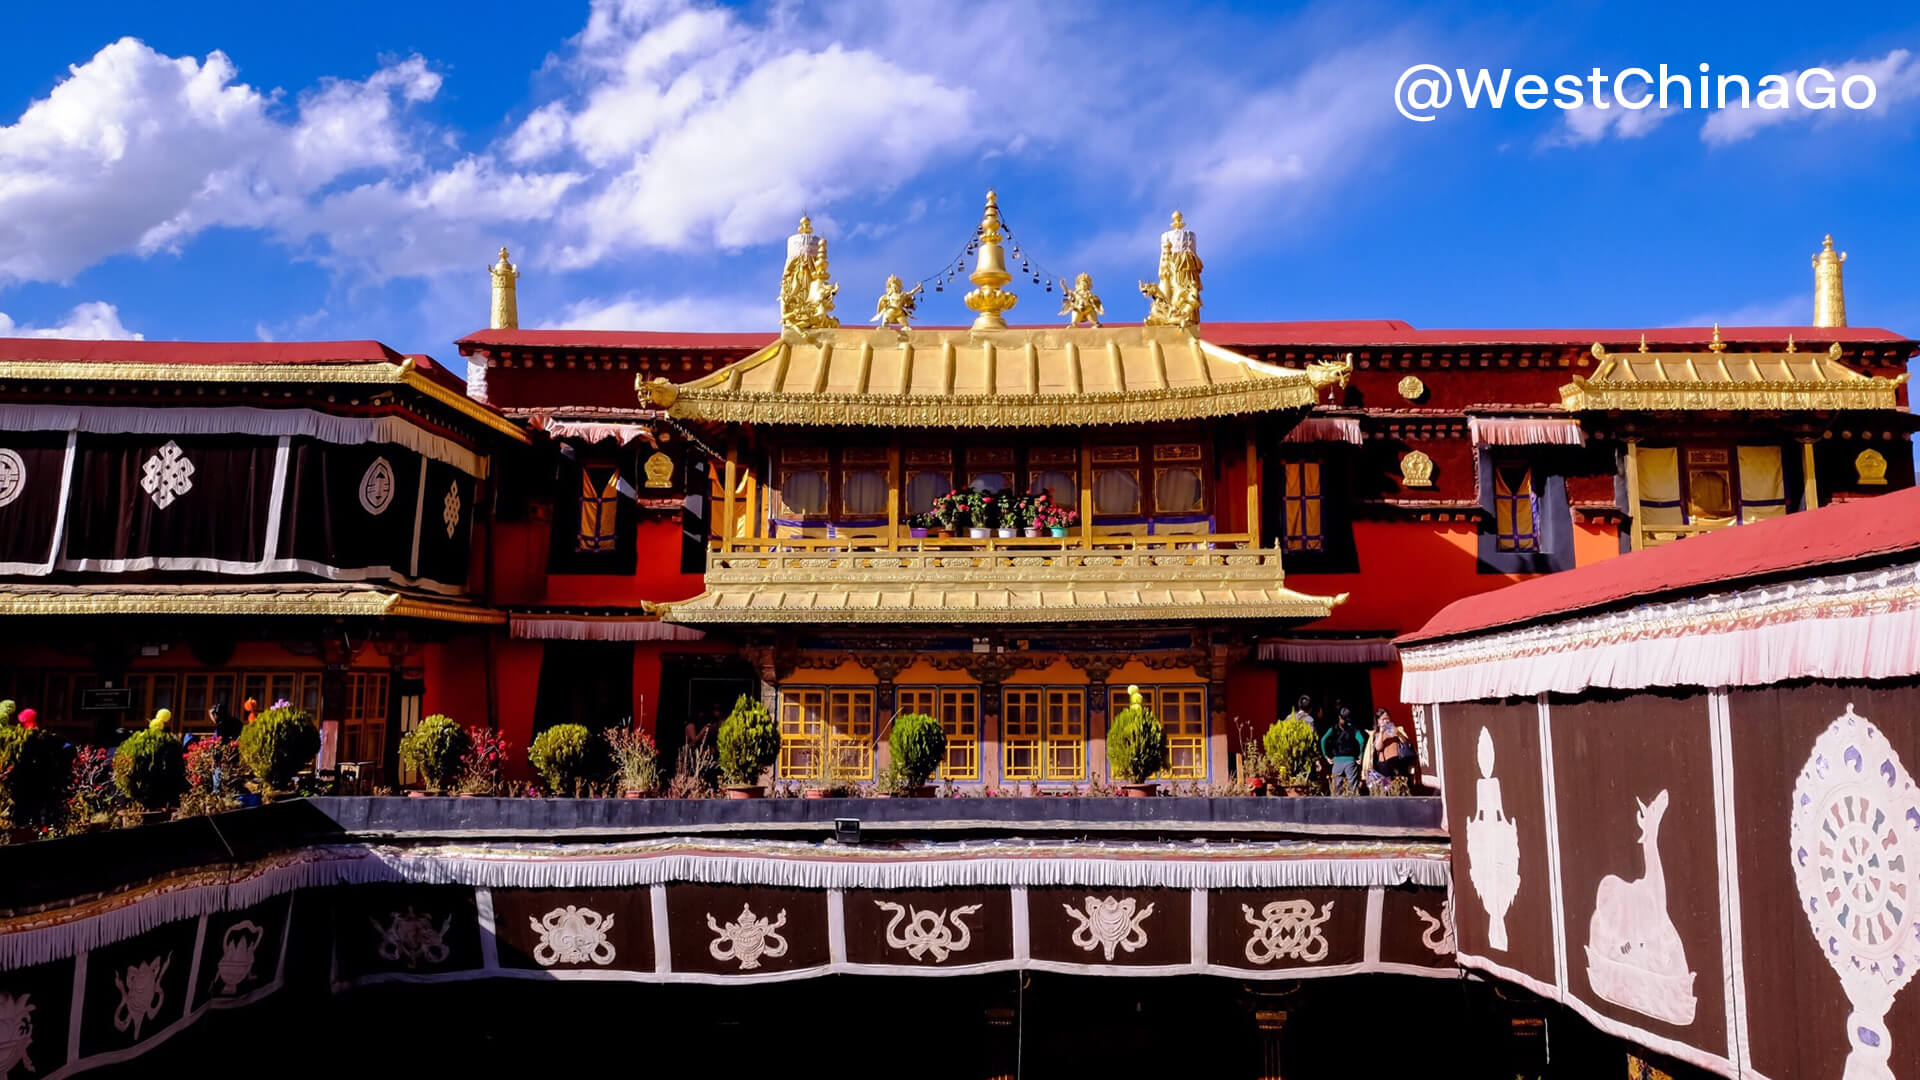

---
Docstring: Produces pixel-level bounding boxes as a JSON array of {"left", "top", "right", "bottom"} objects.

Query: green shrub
[
  {"left": 238, "top": 705, "right": 321, "bottom": 792},
  {"left": 1106, "top": 689, "right": 1168, "bottom": 783},
  {"left": 0, "top": 724, "right": 75, "bottom": 829},
  {"left": 717, "top": 695, "right": 779, "bottom": 787},
  {"left": 0, "top": 700, "right": 16, "bottom": 726},
  {"left": 528, "top": 724, "right": 609, "bottom": 796},
  {"left": 888, "top": 713, "right": 948, "bottom": 788},
  {"left": 113, "top": 728, "right": 187, "bottom": 812},
  {"left": 1263, "top": 716, "right": 1319, "bottom": 785},
  {"left": 399, "top": 714, "right": 472, "bottom": 793}
]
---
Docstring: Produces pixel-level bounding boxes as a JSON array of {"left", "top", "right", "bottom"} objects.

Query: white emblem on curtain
[
  {"left": 1414, "top": 899, "right": 1457, "bottom": 955},
  {"left": 1791, "top": 704, "right": 1919, "bottom": 1080},
  {"left": 112, "top": 954, "right": 170, "bottom": 1039},
  {"left": 212, "top": 920, "right": 265, "bottom": 994},
  {"left": 441, "top": 479, "right": 461, "bottom": 538},
  {"left": 530, "top": 905, "right": 617, "bottom": 967},
  {"left": 139, "top": 441, "right": 194, "bottom": 509},
  {"left": 0, "top": 992, "right": 33, "bottom": 1078},
  {"left": 0, "top": 449, "right": 24, "bottom": 509},
  {"left": 1584, "top": 790, "right": 1697, "bottom": 1025},
  {"left": 1062, "top": 896, "right": 1155, "bottom": 961},
  {"left": 359, "top": 457, "right": 395, "bottom": 515},
  {"left": 1241, "top": 899, "right": 1334, "bottom": 964},
  {"left": 707, "top": 904, "right": 788, "bottom": 970},
  {"left": 875, "top": 900, "right": 982, "bottom": 962},
  {"left": 1465, "top": 726, "right": 1521, "bottom": 951},
  {"left": 371, "top": 908, "right": 452, "bottom": 969}
]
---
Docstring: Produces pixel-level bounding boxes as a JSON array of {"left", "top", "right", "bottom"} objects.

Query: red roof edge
[
  {"left": 0, "top": 338, "right": 409, "bottom": 365},
  {"left": 1398, "top": 486, "right": 1920, "bottom": 647}
]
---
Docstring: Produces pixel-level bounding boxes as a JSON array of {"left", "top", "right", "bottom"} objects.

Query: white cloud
[
  {"left": 1701, "top": 48, "right": 1920, "bottom": 145},
  {"left": 0, "top": 301, "right": 143, "bottom": 339},
  {"left": 549, "top": 291, "right": 773, "bottom": 332},
  {"left": 1542, "top": 100, "right": 1675, "bottom": 147}
]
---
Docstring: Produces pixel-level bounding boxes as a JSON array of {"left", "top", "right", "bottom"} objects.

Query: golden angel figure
[
  {"left": 871, "top": 274, "right": 923, "bottom": 327},
  {"left": 1059, "top": 273, "right": 1104, "bottom": 327}
]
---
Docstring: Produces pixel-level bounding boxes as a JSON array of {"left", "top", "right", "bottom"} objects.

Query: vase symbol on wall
[
  {"left": 213, "top": 920, "right": 265, "bottom": 995},
  {"left": 1584, "top": 789, "right": 1697, "bottom": 1025},
  {"left": 1465, "top": 726, "right": 1521, "bottom": 951},
  {"left": 1790, "top": 705, "right": 1919, "bottom": 1080},
  {"left": 707, "top": 905, "right": 789, "bottom": 970}
]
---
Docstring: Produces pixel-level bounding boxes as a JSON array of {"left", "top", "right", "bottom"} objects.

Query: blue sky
[{"left": 2, "top": 0, "right": 1917, "bottom": 375}]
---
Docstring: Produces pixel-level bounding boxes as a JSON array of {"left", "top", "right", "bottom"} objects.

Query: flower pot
[
  {"left": 457, "top": 792, "right": 478, "bottom": 798},
  {"left": 1023, "top": 527, "right": 1045, "bottom": 537},
  {"left": 723, "top": 784, "right": 765, "bottom": 799},
  {"left": 967, "top": 527, "right": 990, "bottom": 539},
  {"left": 933, "top": 528, "right": 954, "bottom": 538},
  {"left": 1120, "top": 782, "right": 1159, "bottom": 798},
  {"left": 1049, "top": 526, "right": 1068, "bottom": 537},
  {"left": 1247, "top": 777, "right": 1267, "bottom": 796},
  {"left": 621, "top": 789, "right": 655, "bottom": 799},
  {"left": 996, "top": 528, "right": 1017, "bottom": 538},
  {"left": 1284, "top": 784, "right": 1313, "bottom": 797},
  {"left": 406, "top": 790, "right": 429, "bottom": 798},
  {"left": 804, "top": 788, "right": 828, "bottom": 800},
  {"left": 909, "top": 528, "right": 929, "bottom": 538}
]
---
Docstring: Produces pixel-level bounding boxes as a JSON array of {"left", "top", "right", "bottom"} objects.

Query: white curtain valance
[
  {"left": 1258, "top": 638, "right": 1399, "bottom": 664},
  {"left": 1280, "top": 417, "right": 1363, "bottom": 444},
  {"left": 1467, "top": 416, "right": 1586, "bottom": 447},
  {"left": 510, "top": 615, "right": 707, "bottom": 642}
]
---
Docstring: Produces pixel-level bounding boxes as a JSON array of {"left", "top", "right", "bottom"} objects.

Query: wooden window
[
  {"left": 899, "top": 686, "right": 979, "bottom": 781},
  {"left": 576, "top": 465, "right": 621, "bottom": 552},
  {"left": 1003, "top": 687, "right": 1085, "bottom": 782},
  {"left": 828, "top": 689, "right": 875, "bottom": 779},
  {"left": 967, "top": 447, "right": 1014, "bottom": 493},
  {"left": 1151, "top": 444, "right": 1207, "bottom": 514},
  {"left": 904, "top": 448, "right": 954, "bottom": 515},
  {"left": 1043, "top": 689, "right": 1085, "bottom": 779},
  {"left": 1684, "top": 447, "right": 1735, "bottom": 524},
  {"left": 342, "top": 672, "right": 389, "bottom": 768},
  {"left": 1002, "top": 688, "right": 1044, "bottom": 781},
  {"left": 1281, "top": 461, "right": 1324, "bottom": 552},
  {"left": 1026, "top": 447, "right": 1079, "bottom": 508},
  {"left": 778, "top": 687, "right": 874, "bottom": 780},
  {"left": 1091, "top": 445, "right": 1142, "bottom": 516},
  {"left": 1109, "top": 684, "right": 1207, "bottom": 779},
  {"left": 779, "top": 688, "right": 825, "bottom": 778},
  {"left": 1493, "top": 464, "right": 1539, "bottom": 552}
]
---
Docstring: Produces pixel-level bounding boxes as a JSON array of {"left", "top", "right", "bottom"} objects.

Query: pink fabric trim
[
  {"left": 528, "top": 416, "right": 659, "bottom": 446},
  {"left": 1258, "top": 639, "right": 1398, "bottom": 664},
  {"left": 510, "top": 616, "right": 706, "bottom": 642},
  {"left": 1467, "top": 416, "right": 1586, "bottom": 447},
  {"left": 1280, "top": 417, "right": 1363, "bottom": 444}
]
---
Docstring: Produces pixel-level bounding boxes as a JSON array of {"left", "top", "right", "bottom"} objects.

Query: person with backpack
[
  {"left": 1370, "top": 707, "right": 1416, "bottom": 782},
  {"left": 1320, "top": 707, "right": 1366, "bottom": 793}
]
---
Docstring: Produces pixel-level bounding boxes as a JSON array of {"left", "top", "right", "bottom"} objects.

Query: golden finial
[
  {"left": 1785, "top": 333, "right": 1796, "bottom": 353},
  {"left": 872, "top": 274, "right": 922, "bottom": 328},
  {"left": 1708, "top": 323, "right": 1726, "bottom": 353},
  {"left": 1813, "top": 233, "right": 1847, "bottom": 328},
  {"left": 963, "top": 189, "right": 1018, "bottom": 331},
  {"left": 1059, "top": 272, "right": 1104, "bottom": 327},
  {"left": 797, "top": 215, "right": 813, "bottom": 235},
  {"left": 488, "top": 246, "right": 520, "bottom": 330},
  {"left": 1638, "top": 333, "right": 1649, "bottom": 353},
  {"left": 1141, "top": 209, "right": 1203, "bottom": 327}
]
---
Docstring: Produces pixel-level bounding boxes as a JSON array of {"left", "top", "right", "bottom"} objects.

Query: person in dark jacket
[{"left": 1320, "top": 707, "right": 1367, "bottom": 793}]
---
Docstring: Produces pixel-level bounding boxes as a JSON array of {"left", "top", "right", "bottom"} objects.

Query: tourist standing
[{"left": 1320, "top": 707, "right": 1366, "bottom": 793}]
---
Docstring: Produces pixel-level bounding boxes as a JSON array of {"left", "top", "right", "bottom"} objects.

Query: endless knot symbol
[
  {"left": 359, "top": 457, "right": 395, "bottom": 515},
  {"left": 1241, "top": 899, "right": 1335, "bottom": 965},
  {"left": 442, "top": 480, "right": 461, "bottom": 538},
  {"left": 140, "top": 441, "right": 194, "bottom": 509},
  {"left": 875, "top": 900, "right": 982, "bottom": 963},
  {"left": 0, "top": 449, "right": 24, "bottom": 509}
]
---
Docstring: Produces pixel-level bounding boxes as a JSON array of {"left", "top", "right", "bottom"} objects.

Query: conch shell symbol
[
  {"left": 707, "top": 904, "right": 789, "bottom": 971},
  {"left": 1063, "top": 895, "right": 1155, "bottom": 961},
  {"left": 112, "top": 954, "right": 171, "bottom": 1040}
]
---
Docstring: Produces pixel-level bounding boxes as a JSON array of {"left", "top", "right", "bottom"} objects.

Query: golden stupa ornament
[
  {"left": 871, "top": 274, "right": 922, "bottom": 328},
  {"left": 1708, "top": 323, "right": 1727, "bottom": 353},
  {"left": 1059, "top": 273, "right": 1104, "bottom": 327},
  {"left": 780, "top": 216, "right": 839, "bottom": 330},
  {"left": 1813, "top": 234, "right": 1847, "bottom": 328},
  {"left": 964, "top": 191, "right": 1018, "bottom": 331},
  {"left": 1140, "top": 210, "right": 1203, "bottom": 327},
  {"left": 489, "top": 247, "right": 520, "bottom": 330},
  {"left": 1400, "top": 450, "right": 1435, "bottom": 488}
]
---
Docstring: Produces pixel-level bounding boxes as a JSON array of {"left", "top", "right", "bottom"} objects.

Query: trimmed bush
[
  {"left": 113, "top": 729, "right": 187, "bottom": 812},
  {"left": 0, "top": 700, "right": 15, "bottom": 726},
  {"left": 1106, "top": 687, "right": 1168, "bottom": 783},
  {"left": 0, "top": 724, "right": 75, "bottom": 829},
  {"left": 717, "top": 695, "right": 779, "bottom": 787},
  {"left": 1263, "top": 716, "right": 1319, "bottom": 786},
  {"left": 528, "top": 724, "right": 609, "bottom": 796},
  {"left": 238, "top": 705, "right": 321, "bottom": 792},
  {"left": 399, "top": 714, "right": 472, "bottom": 793},
  {"left": 888, "top": 713, "right": 948, "bottom": 788}
]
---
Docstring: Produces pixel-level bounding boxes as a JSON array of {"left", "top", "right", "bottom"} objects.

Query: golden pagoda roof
[
  {"left": 662, "top": 547, "right": 1343, "bottom": 625},
  {"left": 0, "top": 582, "right": 504, "bottom": 624},
  {"left": 1560, "top": 335, "right": 1908, "bottom": 412},
  {"left": 641, "top": 325, "right": 1351, "bottom": 428}
]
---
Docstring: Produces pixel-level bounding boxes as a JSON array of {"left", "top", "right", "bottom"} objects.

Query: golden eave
[
  {"left": 0, "top": 359, "right": 530, "bottom": 443},
  {"left": 641, "top": 325, "right": 1350, "bottom": 427},
  {"left": 1560, "top": 340, "right": 1908, "bottom": 412},
  {"left": 0, "top": 583, "right": 505, "bottom": 625}
]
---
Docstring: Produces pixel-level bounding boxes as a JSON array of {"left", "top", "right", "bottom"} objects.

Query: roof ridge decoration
[
  {"left": 1562, "top": 335, "right": 1907, "bottom": 412},
  {"left": 1140, "top": 210, "right": 1202, "bottom": 328}
]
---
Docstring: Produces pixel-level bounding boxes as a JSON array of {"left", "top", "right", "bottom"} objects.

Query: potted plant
[
  {"left": 1263, "top": 716, "right": 1320, "bottom": 796},
  {"left": 113, "top": 724, "right": 187, "bottom": 822},
  {"left": 888, "top": 712, "right": 947, "bottom": 797},
  {"left": 933, "top": 490, "right": 982, "bottom": 538},
  {"left": 238, "top": 703, "right": 321, "bottom": 800},
  {"left": 529, "top": 723, "right": 610, "bottom": 797},
  {"left": 606, "top": 727, "right": 662, "bottom": 797},
  {"left": 456, "top": 727, "right": 511, "bottom": 796},
  {"left": 399, "top": 714, "right": 471, "bottom": 795},
  {"left": 178, "top": 735, "right": 245, "bottom": 818},
  {"left": 907, "top": 512, "right": 932, "bottom": 540},
  {"left": 987, "top": 492, "right": 1016, "bottom": 538},
  {"left": 717, "top": 695, "right": 780, "bottom": 798},
  {"left": 0, "top": 720, "right": 75, "bottom": 841},
  {"left": 1106, "top": 685, "right": 1168, "bottom": 796},
  {"left": 1017, "top": 493, "right": 1048, "bottom": 537},
  {"left": 1041, "top": 503, "right": 1079, "bottom": 538},
  {"left": 66, "top": 746, "right": 120, "bottom": 832}
]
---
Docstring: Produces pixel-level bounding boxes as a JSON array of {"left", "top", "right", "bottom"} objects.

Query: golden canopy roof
[
  {"left": 1561, "top": 334, "right": 1908, "bottom": 412},
  {"left": 642, "top": 324, "right": 1351, "bottom": 428}
]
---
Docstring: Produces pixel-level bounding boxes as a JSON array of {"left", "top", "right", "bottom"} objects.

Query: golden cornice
[
  {"left": 0, "top": 585, "right": 506, "bottom": 625},
  {"left": 1561, "top": 340, "right": 1907, "bottom": 413},
  {"left": 654, "top": 380, "right": 1326, "bottom": 428}
]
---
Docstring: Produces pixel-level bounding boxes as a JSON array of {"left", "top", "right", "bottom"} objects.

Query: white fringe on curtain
[
  {"left": 1280, "top": 417, "right": 1363, "bottom": 444},
  {"left": 1467, "top": 416, "right": 1586, "bottom": 447},
  {"left": 509, "top": 616, "right": 707, "bottom": 642},
  {"left": 1257, "top": 638, "right": 1399, "bottom": 664},
  {"left": 0, "top": 405, "right": 485, "bottom": 477}
]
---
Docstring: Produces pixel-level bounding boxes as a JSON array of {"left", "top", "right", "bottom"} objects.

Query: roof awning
[
  {"left": 642, "top": 325, "right": 1351, "bottom": 428},
  {"left": 1257, "top": 637, "right": 1399, "bottom": 664},
  {"left": 0, "top": 583, "right": 503, "bottom": 624},
  {"left": 1560, "top": 338, "right": 1907, "bottom": 412},
  {"left": 510, "top": 614, "right": 706, "bottom": 641},
  {"left": 1467, "top": 416, "right": 1585, "bottom": 446},
  {"left": 1280, "top": 416, "right": 1363, "bottom": 444}
]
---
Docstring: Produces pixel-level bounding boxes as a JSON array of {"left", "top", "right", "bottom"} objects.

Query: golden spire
[
  {"left": 1709, "top": 323, "right": 1726, "bottom": 352},
  {"left": 1813, "top": 233, "right": 1847, "bottom": 328},
  {"left": 964, "top": 190, "right": 1018, "bottom": 331},
  {"left": 488, "top": 247, "right": 519, "bottom": 330}
]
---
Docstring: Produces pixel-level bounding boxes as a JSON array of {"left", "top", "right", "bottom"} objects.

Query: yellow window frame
[
  {"left": 898, "top": 686, "right": 979, "bottom": 782},
  {"left": 1109, "top": 684, "right": 1208, "bottom": 780}
]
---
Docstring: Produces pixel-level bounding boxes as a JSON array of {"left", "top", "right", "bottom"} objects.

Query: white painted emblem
[
  {"left": 212, "top": 920, "right": 264, "bottom": 994},
  {"left": 1465, "top": 726, "right": 1521, "bottom": 951},
  {"left": 1791, "top": 704, "right": 1920, "bottom": 1080},
  {"left": 1414, "top": 899, "right": 1456, "bottom": 956},
  {"left": 359, "top": 457, "right": 395, "bottom": 515},
  {"left": 441, "top": 479, "right": 461, "bottom": 538},
  {"left": 1062, "top": 895, "right": 1155, "bottom": 961},
  {"left": 1412, "top": 704, "right": 1431, "bottom": 770},
  {"left": 0, "top": 449, "right": 24, "bottom": 510},
  {"left": 112, "top": 954, "right": 170, "bottom": 1040},
  {"left": 875, "top": 900, "right": 982, "bottom": 963},
  {"left": 1585, "top": 789, "right": 1697, "bottom": 1025},
  {"left": 530, "top": 905, "right": 616, "bottom": 967},
  {"left": 139, "top": 441, "right": 194, "bottom": 509},
  {"left": 371, "top": 908, "right": 452, "bottom": 969},
  {"left": 0, "top": 993, "right": 33, "bottom": 1078},
  {"left": 1241, "top": 899, "right": 1334, "bottom": 965},
  {"left": 707, "top": 904, "right": 788, "bottom": 970}
]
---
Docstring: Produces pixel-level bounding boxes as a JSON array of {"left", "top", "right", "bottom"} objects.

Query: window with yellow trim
[
  {"left": 1282, "top": 461, "right": 1324, "bottom": 552},
  {"left": 1002, "top": 688, "right": 1043, "bottom": 781},
  {"left": 576, "top": 466, "right": 621, "bottom": 552},
  {"left": 1003, "top": 687, "right": 1085, "bottom": 782},
  {"left": 1043, "top": 689, "right": 1085, "bottom": 779},
  {"left": 778, "top": 687, "right": 874, "bottom": 780},
  {"left": 778, "top": 688, "right": 824, "bottom": 778},
  {"left": 1108, "top": 684, "right": 1207, "bottom": 780},
  {"left": 342, "top": 672, "right": 390, "bottom": 768},
  {"left": 899, "top": 687, "right": 979, "bottom": 781}
]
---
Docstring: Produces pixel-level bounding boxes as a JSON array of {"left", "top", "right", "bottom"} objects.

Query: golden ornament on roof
[
  {"left": 644, "top": 451, "right": 675, "bottom": 489},
  {"left": 1400, "top": 450, "right": 1434, "bottom": 488},
  {"left": 1709, "top": 323, "right": 1727, "bottom": 353},
  {"left": 871, "top": 274, "right": 923, "bottom": 329},
  {"left": 963, "top": 190, "right": 1019, "bottom": 331},
  {"left": 780, "top": 216, "right": 838, "bottom": 330},
  {"left": 1854, "top": 448, "right": 1888, "bottom": 486},
  {"left": 488, "top": 247, "right": 519, "bottom": 330},
  {"left": 1059, "top": 273, "right": 1104, "bottom": 327},
  {"left": 1397, "top": 375, "right": 1426, "bottom": 401},
  {"left": 1812, "top": 233, "right": 1847, "bottom": 328},
  {"left": 1140, "top": 210, "right": 1203, "bottom": 327}
]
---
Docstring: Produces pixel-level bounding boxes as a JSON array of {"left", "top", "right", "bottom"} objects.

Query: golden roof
[
  {"left": 642, "top": 325, "right": 1350, "bottom": 427},
  {"left": 0, "top": 582, "right": 504, "bottom": 624},
  {"left": 1561, "top": 336, "right": 1908, "bottom": 412},
  {"left": 662, "top": 548, "right": 1343, "bottom": 625}
]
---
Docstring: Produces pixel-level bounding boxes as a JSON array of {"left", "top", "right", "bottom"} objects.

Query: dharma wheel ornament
[{"left": 1397, "top": 375, "right": 1426, "bottom": 402}]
